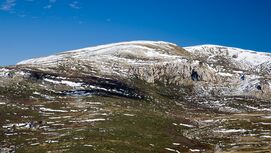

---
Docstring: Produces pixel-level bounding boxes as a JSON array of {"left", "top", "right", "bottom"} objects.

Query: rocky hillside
[{"left": 1, "top": 41, "right": 270, "bottom": 100}]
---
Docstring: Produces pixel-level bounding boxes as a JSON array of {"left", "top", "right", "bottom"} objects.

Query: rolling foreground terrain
[{"left": 0, "top": 41, "right": 271, "bottom": 153}]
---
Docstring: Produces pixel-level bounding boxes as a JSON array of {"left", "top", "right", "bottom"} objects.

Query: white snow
[
  {"left": 260, "top": 135, "right": 271, "bottom": 138},
  {"left": 2, "top": 122, "right": 32, "bottom": 129},
  {"left": 149, "top": 144, "right": 155, "bottom": 147},
  {"left": 40, "top": 107, "right": 68, "bottom": 113},
  {"left": 45, "top": 140, "right": 59, "bottom": 143},
  {"left": 217, "top": 72, "right": 233, "bottom": 77},
  {"left": 165, "top": 148, "right": 180, "bottom": 153},
  {"left": 246, "top": 105, "right": 271, "bottom": 112},
  {"left": 70, "top": 118, "right": 105, "bottom": 123},
  {"left": 257, "top": 122, "right": 271, "bottom": 125},
  {"left": 262, "top": 116, "right": 271, "bottom": 119},
  {"left": 123, "top": 113, "right": 135, "bottom": 117},
  {"left": 73, "top": 137, "right": 84, "bottom": 140},
  {"left": 236, "top": 78, "right": 261, "bottom": 93},
  {"left": 61, "top": 80, "right": 83, "bottom": 87},
  {"left": 189, "top": 149, "right": 201, "bottom": 152},
  {"left": 80, "top": 118, "right": 105, "bottom": 122},
  {"left": 214, "top": 129, "right": 247, "bottom": 133},
  {"left": 30, "top": 143, "right": 40, "bottom": 146},
  {"left": 43, "top": 78, "right": 82, "bottom": 87},
  {"left": 33, "top": 92, "right": 54, "bottom": 100},
  {"left": 201, "top": 119, "right": 215, "bottom": 123},
  {"left": 43, "top": 78, "right": 61, "bottom": 84},
  {"left": 179, "top": 123, "right": 194, "bottom": 128},
  {"left": 0, "top": 68, "right": 10, "bottom": 77}
]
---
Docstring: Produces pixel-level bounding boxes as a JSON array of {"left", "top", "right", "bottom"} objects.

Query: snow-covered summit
[{"left": 17, "top": 41, "right": 184, "bottom": 65}]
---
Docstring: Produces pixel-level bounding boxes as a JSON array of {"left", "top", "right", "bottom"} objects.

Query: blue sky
[{"left": 0, "top": 0, "right": 271, "bottom": 66}]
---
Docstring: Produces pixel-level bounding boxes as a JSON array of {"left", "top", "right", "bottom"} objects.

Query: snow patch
[
  {"left": 179, "top": 123, "right": 194, "bottom": 128},
  {"left": 217, "top": 72, "right": 233, "bottom": 77},
  {"left": 262, "top": 116, "right": 271, "bottom": 119},
  {"left": 123, "top": 113, "right": 135, "bottom": 117},
  {"left": 40, "top": 107, "right": 68, "bottom": 113},
  {"left": 165, "top": 148, "right": 180, "bottom": 153},
  {"left": 260, "top": 135, "right": 271, "bottom": 138},
  {"left": 190, "top": 149, "right": 201, "bottom": 152},
  {"left": 70, "top": 118, "right": 105, "bottom": 123},
  {"left": 246, "top": 105, "right": 271, "bottom": 112},
  {"left": 2, "top": 122, "right": 33, "bottom": 129},
  {"left": 43, "top": 78, "right": 83, "bottom": 87},
  {"left": 214, "top": 129, "right": 247, "bottom": 133}
]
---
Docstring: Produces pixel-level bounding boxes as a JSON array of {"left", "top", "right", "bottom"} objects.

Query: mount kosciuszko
[{"left": 1, "top": 41, "right": 270, "bottom": 102}]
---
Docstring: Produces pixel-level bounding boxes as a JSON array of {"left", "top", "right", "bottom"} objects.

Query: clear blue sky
[{"left": 0, "top": 0, "right": 271, "bottom": 66}]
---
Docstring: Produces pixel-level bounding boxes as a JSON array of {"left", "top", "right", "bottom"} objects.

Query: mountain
[
  {"left": 1, "top": 41, "right": 270, "bottom": 100},
  {"left": 0, "top": 41, "right": 271, "bottom": 153}
]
